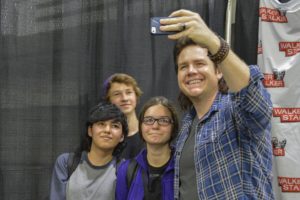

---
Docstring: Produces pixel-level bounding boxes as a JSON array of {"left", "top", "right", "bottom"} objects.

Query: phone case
[{"left": 150, "top": 17, "right": 177, "bottom": 35}]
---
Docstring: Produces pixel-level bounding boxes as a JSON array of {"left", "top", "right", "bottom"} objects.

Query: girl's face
[
  {"left": 141, "top": 104, "right": 173, "bottom": 146},
  {"left": 88, "top": 119, "right": 124, "bottom": 152}
]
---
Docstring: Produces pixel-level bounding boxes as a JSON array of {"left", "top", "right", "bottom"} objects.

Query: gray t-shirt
[
  {"left": 179, "top": 116, "right": 199, "bottom": 200},
  {"left": 66, "top": 152, "right": 117, "bottom": 200}
]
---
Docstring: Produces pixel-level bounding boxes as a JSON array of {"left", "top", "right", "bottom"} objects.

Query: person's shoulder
[
  {"left": 118, "top": 156, "right": 141, "bottom": 170},
  {"left": 51, "top": 152, "right": 73, "bottom": 180},
  {"left": 56, "top": 152, "right": 70, "bottom": 161},
  {"left": 54, "top": 152, "right": 71, "bottom": 168},
  {"left": 116, "top": 159, "right": 132, "bottom": 177},
  {"left": 249, "top": 65, "right": 264, "bottom": 80},
  {"left": 118, "top": 159, "right": 131, "bottom": 170}
]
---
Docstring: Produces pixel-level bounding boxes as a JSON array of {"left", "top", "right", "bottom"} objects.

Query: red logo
[
  {"left": 278, "top": 177, "right": 300, "bottom": 192},
  {"left": 258, "top": 46, "right": 263, "bottom": 55},
  {"left": 257, "top": 40, "right": 263, "bottom": 55},
  {"left": 272, "top": 137, "right": 286, "bottom": 156},
  {"left": 263, "top": 73, "right": 285, "bottom": 88},
  {"left": 279, "top": 42, "right": 300, "bottom": 56},
  {"left": 273, "top": 108, "right": 300, "bottom": 122},
  {"left": 259, "top": 7, "right": 288, "bottom": 23}
]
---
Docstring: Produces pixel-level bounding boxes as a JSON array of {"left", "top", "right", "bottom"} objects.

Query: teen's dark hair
[
  {"left": 75, "top": 101, "right": 128, "bottom": 158},
  {"left": 138, "top": 96, "right": 179, "bottom": 144},
  {"left": 173, "top": 37, "right": 228, "bottom": 110}
]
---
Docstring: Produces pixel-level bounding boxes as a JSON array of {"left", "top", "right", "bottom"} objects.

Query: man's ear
[{"left": 216, "top": 67, "right": 223, "bottom": 80}]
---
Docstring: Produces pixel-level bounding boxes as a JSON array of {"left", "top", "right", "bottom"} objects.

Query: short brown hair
[{"left": 103, "top": 73, "right": 143, "bottom": 100}]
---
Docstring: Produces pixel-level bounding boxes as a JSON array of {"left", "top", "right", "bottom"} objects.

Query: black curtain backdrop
[{"left": 0, "top": 0, "right": 258, "bottom": 199}]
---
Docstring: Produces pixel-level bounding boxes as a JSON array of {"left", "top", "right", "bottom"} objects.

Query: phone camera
[{"left": 151, "top": 27, "right": 157, "bottom": 33}]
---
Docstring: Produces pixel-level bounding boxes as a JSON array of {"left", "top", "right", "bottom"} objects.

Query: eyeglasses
[{"left": 142, "top": 116, "right": 173, "bottom": 126}]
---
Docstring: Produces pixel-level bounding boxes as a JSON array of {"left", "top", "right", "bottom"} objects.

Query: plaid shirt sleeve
[{"left": 233, "top": 65, "right": 273, "bottom": 136}]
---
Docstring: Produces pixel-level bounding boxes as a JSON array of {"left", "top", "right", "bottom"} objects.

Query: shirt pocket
[{"left": 196, "top": 112, "right": 226, "bottom": 145}]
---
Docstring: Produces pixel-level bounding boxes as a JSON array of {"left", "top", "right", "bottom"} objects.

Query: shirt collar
[{"left": 184, "top": 92, "right": 223, "bottom": 123}]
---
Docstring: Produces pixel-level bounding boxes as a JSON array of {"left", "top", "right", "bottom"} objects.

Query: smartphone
[{"left": 150, "top": 17, "right": 177, "bottom": 35}]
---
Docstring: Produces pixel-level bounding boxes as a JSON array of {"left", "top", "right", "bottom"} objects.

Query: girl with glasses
[{"left": 116, "top": 96, "right": 179, "bottom": 200}]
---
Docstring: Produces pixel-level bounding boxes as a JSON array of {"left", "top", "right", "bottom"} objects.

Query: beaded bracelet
[{"left": 208, "top": 36, "right": 230, "bottom": 64}]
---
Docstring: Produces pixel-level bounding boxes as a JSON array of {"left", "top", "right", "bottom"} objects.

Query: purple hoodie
[{"left": 116, "top": 148, "right": 175, "bottom": 200}]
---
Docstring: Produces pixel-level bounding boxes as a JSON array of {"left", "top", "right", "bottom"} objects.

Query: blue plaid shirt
[{"left": 174, "top": 65, "right": 274, "bottom": 200}]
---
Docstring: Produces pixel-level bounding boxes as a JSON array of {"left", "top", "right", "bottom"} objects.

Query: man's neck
[
  {"left": 126, "top": 112, "right": 139, "bottom": 136},
  {"left": 191, "top": 91, "right": 218, "bottom": 119}
]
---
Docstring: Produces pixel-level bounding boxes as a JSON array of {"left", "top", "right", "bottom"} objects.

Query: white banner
[{"left": 258, "top": 0, "right": 300, "bottom": 199}]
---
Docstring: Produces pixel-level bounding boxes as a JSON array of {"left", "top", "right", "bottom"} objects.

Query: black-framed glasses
[{"left": 142, "top": 116, "right": 173, "bottom": 126}]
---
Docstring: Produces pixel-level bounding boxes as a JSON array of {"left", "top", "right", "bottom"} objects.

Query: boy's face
[
  {"left": 88, "top": 119, "right": 124, "bottom": 152},
  {"left": 108, "top": 82, "right": 137, "bottom": 115}
]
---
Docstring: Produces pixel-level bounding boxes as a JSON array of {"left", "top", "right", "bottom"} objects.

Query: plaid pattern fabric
[{"left": 174, "top": 65, "right": 274, "bottom": 200}]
